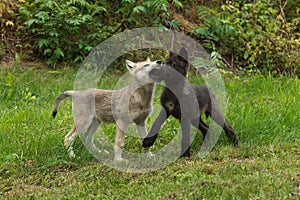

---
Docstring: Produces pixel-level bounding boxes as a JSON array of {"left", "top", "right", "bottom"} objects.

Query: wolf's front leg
[
  {"left": 114, "top": 124, "right": 128, "bottom": 161},
  {"left": 136, "top": 122, "right": 153, "bottom": 155},
  {"left": 180, "top": 117, "right": 191, "bottom": 158},
  {"left": 142, "top": 108, "right": 169, "bottom": 148},
  {"left": 137, "top": 122, "right": 148, "bottom": 139}
]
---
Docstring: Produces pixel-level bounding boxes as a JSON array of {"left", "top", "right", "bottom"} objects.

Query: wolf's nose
[{"left": 156, "top": 60, "right": 162, "bottom": 64}]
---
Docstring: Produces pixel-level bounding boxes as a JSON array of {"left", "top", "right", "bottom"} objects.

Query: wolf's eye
[
  {"left": 143, "top": 64, "right": 150, "bottom": 68},
  {"left": 168, "top": 62, "right": 175, "bottom": 67}
]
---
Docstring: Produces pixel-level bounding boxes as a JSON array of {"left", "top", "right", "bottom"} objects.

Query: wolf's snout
[
  {"left": 150, "top": 68, "right": 159, "bottom": 76},
  {"left": 149, "top": 68, "right": 162, "bottom": 82}
]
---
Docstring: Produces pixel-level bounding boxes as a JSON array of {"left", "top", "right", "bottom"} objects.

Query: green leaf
[
  {"left": 54, "top": 48, "right": 64, "bottom": 58},
  {"left": 35, "top": 11, "right": 49, "bottom": 22},
  {"left": 121, "top": 0, "right": 136, "bottom": 3},
  {"left": 25, "top": 18, "right": 38, "bottom": 26},
  {"left": 49, "top": 30, "right": 59, "bottom": 37},
  {"left": 92, "top": 6, "right": 107, "bottom": 15},
  {"left": 82, "top": 15, "right": 92, "bottom": 23},
  {"left": 43, "top": 49, "right": 52, "bottom": 56},
  {"left": 195, "top": 27, "right": 210, "bottom": 38},
  {"left": 84, "top": 46, "right": 93, "bottom": 52},
  {"left": 133, "top": 6, "right": 147, "bottom": 14},
  {"left": 38, "top": 39, "right": 50, "bottom": 48},
  {"left": 171, "top": 0, "right": 183, "bottom": 8},
  {"left": 74, "top": 55, "right": 83, "bottom": 63}
]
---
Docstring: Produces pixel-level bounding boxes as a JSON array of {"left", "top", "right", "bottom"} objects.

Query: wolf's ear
[
  {"left": 126, "top": 60, "right": 136, "bottom": 74},
  {"left": 146, "top": 57, "right": 151, "bottom": 62},
  {"left": 179, "top": 47, "right": 188, "bottom": 63},
  {"left": 169, "top": 51, "right": 176, "bottom": 58},
  {"left": 126, "top": 59, "right": 135, "bottom": 70}
]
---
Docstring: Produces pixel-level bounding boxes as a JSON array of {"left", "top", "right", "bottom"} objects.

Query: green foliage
[
  {"left": 193, "top": 0, "right": 300, "bottom": 75},
  {"left": 18, "top": 0, "right": 108, "bottom": 65},
  {"left": 2, "top": 0, "right": 300, "bottom": 76},
  {"left": 14, "top": 0, "right": 182, "bottom": 66}
]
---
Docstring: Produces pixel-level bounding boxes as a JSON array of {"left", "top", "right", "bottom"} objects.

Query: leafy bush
[
  {"left": 16, "top": 0, "right": 182, "bottom": 66},
  {"left": 18, "top": 0, "right": 108, "bottom": 65},
  {"left": 2, "top": 0, "right": 299, "bottom": 76},
  {"left": 193, "top": 0, "right": 300, "bottom": 75}
]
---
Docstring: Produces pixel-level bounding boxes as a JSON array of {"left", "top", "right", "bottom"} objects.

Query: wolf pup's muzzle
[{"left": 149, "top": 60, "right": 163, "bottom": 82}]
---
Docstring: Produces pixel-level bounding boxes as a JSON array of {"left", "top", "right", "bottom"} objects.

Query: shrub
[
  {"left": 193, "top": 0, "right": 300, "bottom": 76},
  {"left": 18, "top": 0, "right": 108, "bottom": 66},
  {"left": 16, "top": 0, "right": 182, "bottom": 67}
]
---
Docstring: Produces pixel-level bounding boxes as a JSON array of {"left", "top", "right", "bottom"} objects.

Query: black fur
[
  {"left": 143, "top": 47, "right": 238, "bottom": 157},
  {"left": 52, "top": 111, "right": 57, "bottom": 118}
]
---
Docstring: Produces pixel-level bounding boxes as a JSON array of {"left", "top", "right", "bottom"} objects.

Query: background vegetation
[{"left": 1, "top": 0, "right": 300, "bottom": 74}]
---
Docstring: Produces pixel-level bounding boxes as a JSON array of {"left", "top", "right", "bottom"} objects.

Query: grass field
[{"left": 0, "top": 63, "right": 299, "bottom": 199}]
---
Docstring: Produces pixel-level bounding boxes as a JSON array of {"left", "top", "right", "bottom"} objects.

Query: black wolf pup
[{"left": 142, "top": 47, "right": 238, "bottom": 157}]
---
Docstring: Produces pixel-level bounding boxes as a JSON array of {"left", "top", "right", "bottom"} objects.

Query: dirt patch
[{"left": 0, "top": 61, "right": 51, "bottom": 70}]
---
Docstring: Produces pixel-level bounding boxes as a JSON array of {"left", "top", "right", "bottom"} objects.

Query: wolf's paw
[
  {"left": 68, "top": 149, "right": 76, "bottom": 158},
  {"left": 114, "top": 157, "right": 129, "bottom": 163},
  {"left": 143, "top": 147, "right": 154, "bottom": 157},
  {"left": 146, "top": 151, "right": 155, "bottom": 157}
]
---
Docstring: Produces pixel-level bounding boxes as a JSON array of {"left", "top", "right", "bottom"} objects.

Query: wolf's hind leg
[
  {"left": 191, "top": 118, "right": 209, "bottom": 137},
  {"left": 82, "top": 117, "right": 100, "bottom": 152},
  {"left": 211, "top": 107, "right": 239, "bottom": 146},
  {"left": 64, "top": 126, "right": 79, "bottom": 158}
]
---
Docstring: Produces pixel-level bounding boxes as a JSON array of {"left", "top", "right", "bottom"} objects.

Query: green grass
[{"left": 0, "top": 64, "right": 299, "bottom": 199}]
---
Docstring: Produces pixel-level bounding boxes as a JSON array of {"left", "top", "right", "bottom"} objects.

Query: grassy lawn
[{"left": 0, "top": 64, "right": 299, "bottom": 199}]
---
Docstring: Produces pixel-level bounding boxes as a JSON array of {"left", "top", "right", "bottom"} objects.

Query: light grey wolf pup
[{"left": 52, "top": 58, "right": 161, "bottom": 161}]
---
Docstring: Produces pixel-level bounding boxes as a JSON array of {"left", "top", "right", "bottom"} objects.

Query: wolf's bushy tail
[{"left": 52, "top": 91, "right": 75, "bottom": 118}]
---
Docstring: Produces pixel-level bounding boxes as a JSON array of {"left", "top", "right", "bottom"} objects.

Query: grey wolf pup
[
  {"left": 53, "top": 58, "right": 161, "bottom": 161},
  {"left": 142, "top": 47, "right": 238, "bottom": 157}
]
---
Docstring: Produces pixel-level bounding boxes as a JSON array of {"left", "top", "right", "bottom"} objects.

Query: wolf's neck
[
  {"left": 133, "top": 82, "right": 155, "bottom": 97},
  {"left": 130, "top": 80, "right": 155, "bottom": 104},
  {"left": 130, "top": 78, "right": 154, "bottom": 93},
  {"left": 164, "top": 78, "right": 190, "bottom": 99},
  {"left": 165, "top": 78, "right": 185, "bottom": 92}
]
